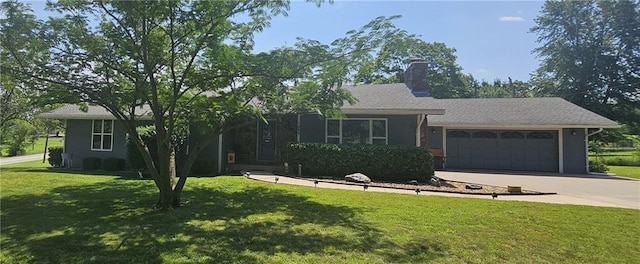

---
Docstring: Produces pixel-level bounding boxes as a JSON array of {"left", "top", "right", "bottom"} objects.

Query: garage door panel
[{"left": 446, "top": 129, "right": 558, "bottom": 172}]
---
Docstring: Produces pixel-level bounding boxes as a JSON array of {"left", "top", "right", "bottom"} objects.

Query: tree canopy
[
  {"left": 0, "top": 0, "right": 413, "bottom": 209},
  {"left": 531, "top": 0, "right": 640, "bottom": 131}
]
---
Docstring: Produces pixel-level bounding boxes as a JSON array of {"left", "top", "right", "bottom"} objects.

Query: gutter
[{"left": 585, "top": 128, "right": 604, "bottom": 174}]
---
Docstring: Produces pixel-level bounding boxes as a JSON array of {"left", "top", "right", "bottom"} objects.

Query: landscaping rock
[
  {"left": 345, "top": 173, "right": 371, "bottom": 183},
  {"left": 407, "top": 180, "right": 419, "bottom": 185},
  {"left": 430, "top": 177, "right": 442, "bottom": 187}
]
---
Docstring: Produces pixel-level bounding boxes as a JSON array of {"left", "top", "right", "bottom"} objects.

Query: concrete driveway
[
  {"left": 249, "top": 170, "right": 639, "bottom": 210},
  {"left": 437, "top": 170, "right": 640, "bottom": 210}
]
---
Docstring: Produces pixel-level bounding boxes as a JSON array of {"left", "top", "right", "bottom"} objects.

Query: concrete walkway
[
  {"left": 0, "top": 154, "right": 45, "bottom": 166},
  {"left": 248, "top": 171, "right": 640, "bottom": 210}
]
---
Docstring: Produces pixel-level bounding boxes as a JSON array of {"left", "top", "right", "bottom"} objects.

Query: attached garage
[{"left": 445, "top": 129, "right": 558, "bottom": 172}]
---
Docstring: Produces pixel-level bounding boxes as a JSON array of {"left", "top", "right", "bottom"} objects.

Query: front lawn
[
  {"left": 1, "top": 161, "right": 639, "bottom": 263},
  {"left": 608, "top": 166, "right": 640, "bottom": 179}
]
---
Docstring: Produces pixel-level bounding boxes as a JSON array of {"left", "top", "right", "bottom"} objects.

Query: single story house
[{"left": 40, "top": 60, "right": 618, "bottom": 174}]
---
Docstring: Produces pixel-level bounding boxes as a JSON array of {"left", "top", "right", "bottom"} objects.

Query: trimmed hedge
[
  {"left": 103, "top": 157, "right": 126, "bottom": 171},
  {"left": 48, "top": 147, "right": 63, "bottom": 168},
  {"left": 82, "top": 157, "right": 102, "bottom": 170},
  {"left": 287, "top": 143, "right": 434, "bottom": 182}
]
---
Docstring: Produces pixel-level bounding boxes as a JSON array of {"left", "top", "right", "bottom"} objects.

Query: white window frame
[
  {"left": 91, "top": 119, "right": 114, "bottom": 151},
  {"left": 325, "top": 118, "right": 388, "bottom": 145}
]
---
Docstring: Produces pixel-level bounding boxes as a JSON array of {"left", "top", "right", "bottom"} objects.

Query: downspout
[
  {"left": 416, "top": 114, "right": 426, "bottom": 147},
  {"left": 585, "top": 128, "right": 604, "bottom": 174}
]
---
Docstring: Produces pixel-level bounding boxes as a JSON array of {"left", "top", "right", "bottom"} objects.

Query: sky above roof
[{"left": 27, "top": 0, "right": 544, "bottom": 82}]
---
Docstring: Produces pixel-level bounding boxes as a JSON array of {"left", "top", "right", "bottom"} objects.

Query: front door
[{"left": 257, "top": 120, "right": 276, "bottom": 161}]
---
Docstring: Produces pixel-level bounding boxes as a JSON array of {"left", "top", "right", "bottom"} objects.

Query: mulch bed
[{"left": 308, "top": 177, "right": 555, "bottom": 196}]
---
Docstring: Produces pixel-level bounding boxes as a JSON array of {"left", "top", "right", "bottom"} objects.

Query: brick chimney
[{"left": 404, "top": 58, "right": 429, "bottom": 96}]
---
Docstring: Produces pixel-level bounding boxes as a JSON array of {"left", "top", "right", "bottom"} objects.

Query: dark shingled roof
[
  {"left": 427, "top": 97, "right": 618, "bottom": 128},
  {"left": 341, "top": 83, "right": 444, "bottom": 115},
  {"left": 39, "top": 104, "right": 153, "bottom": 120}
]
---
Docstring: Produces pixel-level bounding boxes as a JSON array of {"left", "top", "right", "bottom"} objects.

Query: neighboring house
[{"left": 40, "top": 60, "right": 618, "bottom": 174}]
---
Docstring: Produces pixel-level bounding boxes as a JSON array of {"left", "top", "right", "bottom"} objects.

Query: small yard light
[
  {"left": 363, "top": 185, "right": 369, "bottom": 191},
  {"left": 245, "top": 171, "right": 251, "bottom": 178},
  {"left": 313, "top": 180, "right": 319, "bottom": 187},
  {"left": 491, "top": 192, "right": 498, "bottom": 199},
  {"left": 274, "top": 176, "right": 279, "bottom": 183},
  {"left": 415, "top": 188, "right": 421, "bottom": 195}
]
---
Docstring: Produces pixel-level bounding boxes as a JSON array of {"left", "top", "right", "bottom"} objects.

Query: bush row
[
  {"left": 599, "top": 157, "right": 640, "bottom": 166},
  {"left": 81, "top": 157, "right": 126, "bottom": 171},
  {"left": 286, "top": 143, "right": 434, "bottom": 182}
]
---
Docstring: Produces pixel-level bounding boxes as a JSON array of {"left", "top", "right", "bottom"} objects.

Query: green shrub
[
  {"left": 589, "top": 160, "right": 608, "bottom": 173},
  {"left": 287, "top": 143, "right": 434, "bottom": 182},
  {"left": 82, "top": 157, "right": 102, "bottom": 170},
  {"left": 47, "top": 147, "right": 64, "bottom": 167},
  {"left": 103, "top": 157, "right": 125, "bottom": 171},
  {"left": 602, "top": 157, "right": 640, "bottom": 166}
]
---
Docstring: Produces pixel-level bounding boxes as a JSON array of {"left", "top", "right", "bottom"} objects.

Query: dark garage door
[{"left": 446, "top": 130, "right": 558, "bottom": 172}]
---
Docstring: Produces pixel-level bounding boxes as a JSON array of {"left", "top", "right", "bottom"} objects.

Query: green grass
[
  {"left": 0, "top": 137, "right": 64, "bottom": 157},
  {"left": 608, "top": 166, "right": 640, "bottom": 179},
  {"left": 2, "top": 161, "right": 639, "bottom": 263}
]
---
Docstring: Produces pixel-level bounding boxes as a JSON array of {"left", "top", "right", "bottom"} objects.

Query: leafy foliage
[
  {"left": 47, "top": 146, "right": 63, "bottom": 168},
  {"left": 531, "top": 0, "right": 640, "bottom": 129},
  {"left": 1, "top": 119, "right": 37, "bottom": 157},
  {"left": 287, "top": 143, "right": 434, "bottom": 182},
  {"left": 103, "top": 157, "right": 126, "bottom": 171}
]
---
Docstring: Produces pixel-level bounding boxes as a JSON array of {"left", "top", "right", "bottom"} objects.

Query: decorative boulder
[
  {"left": 430, "top": 177, "right": 442, "bottom": 187},
  {"left": 345, "top": 173, "right": 371, "bottom": 183}
]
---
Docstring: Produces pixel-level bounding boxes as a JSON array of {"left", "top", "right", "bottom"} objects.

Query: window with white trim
[
  {"left": 92, "top": 120, "right": 113, "bottom": 151},
  {"left": 325, "top": 119, "right": 387, "bottom": 145}
]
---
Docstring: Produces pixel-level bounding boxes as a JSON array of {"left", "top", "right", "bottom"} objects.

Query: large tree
[
  {"left": 1, "top": 0, "right": 406, "bottom": 209},
  {"left": 353, "top": 33, "right": 473, "bottom": 98},
  {"left": 531, "top": 0, "right": 640, "bottom": 130}
]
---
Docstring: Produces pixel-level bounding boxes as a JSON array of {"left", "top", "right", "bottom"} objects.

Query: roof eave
[
  {"left": 428, "top": 123, "right": 620, "bottom": 129},
  {"left": 341, "top": 109, "right": 445, "bottom": 115}
]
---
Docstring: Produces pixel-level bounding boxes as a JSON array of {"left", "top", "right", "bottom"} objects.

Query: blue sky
[
  {"left": 252, "top": 1, "right": 545, "bottom": 82},
  {"left": 26, "top": 0, "right": 544, "bottom": 82}
]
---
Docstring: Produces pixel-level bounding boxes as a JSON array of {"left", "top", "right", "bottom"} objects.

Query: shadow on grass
[{"left": 1, "top": 176, "right": 449, "bottom": 263}]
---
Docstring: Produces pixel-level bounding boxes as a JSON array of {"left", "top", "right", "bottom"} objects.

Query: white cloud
[
  {"left": 477, "top": 69, "right": 490, "bottom": 74},
  {"left": 499, "top": 16, "right": 525, "bottom": 22}
]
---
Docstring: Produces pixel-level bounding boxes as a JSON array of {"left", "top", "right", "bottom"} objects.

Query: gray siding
[
  {"left": 64, "top": 119, "right": 128, "bottom": 168},
  {"left": 298, "top": 114, "right": 417, "bottom": 146},
  {"left": 563, "top": 128, "right": 587, "bottom": 174},
  {"left": 426, "top": 126, "right": 443, "bottom": 149}
]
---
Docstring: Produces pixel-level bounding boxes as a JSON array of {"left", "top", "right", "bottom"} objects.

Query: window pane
[
  {"left": 372, "top": 138, "right": 386, "bottom": 145},
  {"left": 372, "top": 120, "right": 386, "bottom": 137},
  {"left": 103, "top": 120, "right": 112, "bottom": 133},
  {"left": 327, "top": 120, "right": 340, "bottom": 136},
  {"left": 93, "top": 120, "right": 102, "bottom": 133},
  {"left": 102, "top": 135, "right": 112, "bottom": 150},
  {"left": 327, "top": 137, "right": 340, "bottom": 144},
  {"left": 93, "top": 135, "right": 102, "bottom": 149},
  {"left": 342, "top": 120, "right": 369, "bottom": 144}
]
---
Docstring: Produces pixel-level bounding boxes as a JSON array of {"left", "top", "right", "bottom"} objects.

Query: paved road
[
  {"left": 0, "top": 154, "right": 45, "bottom": 166},
  {"left": 248, "top": 171, "right": 640, "bottom": 210}
]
